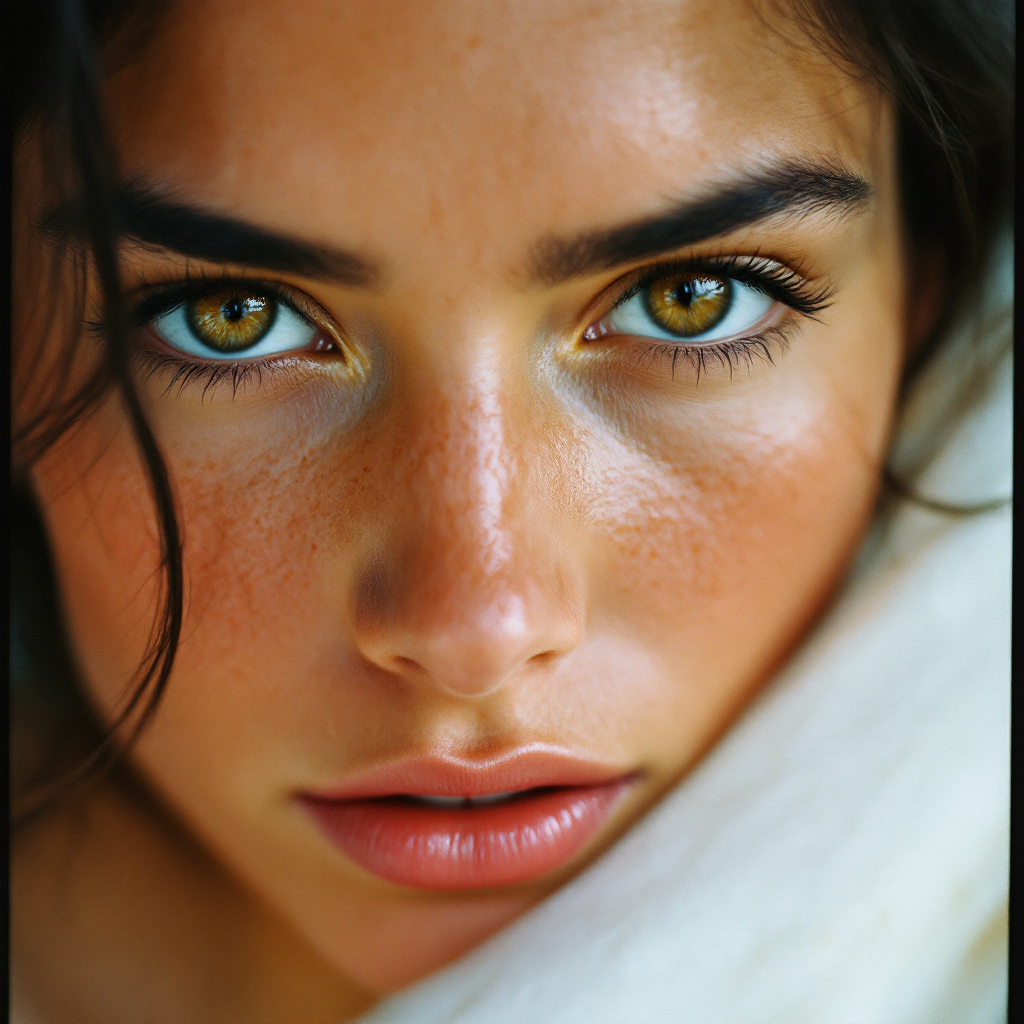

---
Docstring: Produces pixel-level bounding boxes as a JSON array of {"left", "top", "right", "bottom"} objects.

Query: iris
[
  {"left": 643, "top": 274, "right": 730, "bottom": 337},
  {"left": 186, "top": 292, "right": 276, "bottom": 352}
]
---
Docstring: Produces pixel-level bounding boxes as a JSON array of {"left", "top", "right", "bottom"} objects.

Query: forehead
[{"left": 106, "top": 0, "right": 882, "bottom": 270}]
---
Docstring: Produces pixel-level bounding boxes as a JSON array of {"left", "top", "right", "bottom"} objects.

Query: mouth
[{"left": 296, "top": 749, "right": 638, "bottom": 890}]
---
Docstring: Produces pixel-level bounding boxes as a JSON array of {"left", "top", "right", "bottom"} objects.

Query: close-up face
[{"left": 15, "top": 0, "right": 912, "bottom": 995}]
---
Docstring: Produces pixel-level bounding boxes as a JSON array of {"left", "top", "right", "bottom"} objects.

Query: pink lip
[{"left": 297, "top": 747, "right": 637, "bottom": 890}]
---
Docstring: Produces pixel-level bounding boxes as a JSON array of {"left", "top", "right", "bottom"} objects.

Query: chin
[{"left": 323, "top": 889, "right": 538, "bottom": 993}]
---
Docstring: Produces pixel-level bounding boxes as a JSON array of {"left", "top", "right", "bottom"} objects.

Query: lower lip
[{"left": 299, "top": 781, "right": 632, "bottom": 890}]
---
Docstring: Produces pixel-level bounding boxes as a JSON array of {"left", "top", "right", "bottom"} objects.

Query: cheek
[
  {"left": 30, "top": 398, "right": 338, "bottom": 738},
  {"left": 602, "top": 425, "right": 858, "bottom": 653},
  {"left": 586, "top": 347, "right": 899, "bottom": 765},
  {"left": 133, "top": 441, "right": 354, "bottom": 730},
  {"left": 608, "top": 414, "right": 871, "bottom": 622}
]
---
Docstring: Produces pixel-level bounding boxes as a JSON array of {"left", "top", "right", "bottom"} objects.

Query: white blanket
[{"left": 358, "top": 237, "right": 1012, "bottom": 1024}]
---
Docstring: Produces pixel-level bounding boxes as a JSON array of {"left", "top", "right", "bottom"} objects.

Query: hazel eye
[
  {"left": 152, "top": 289, "right": 322, "bottom": 360},
  {"left": 188, "top": 292, "right": 275, "bottom": 352},
  {"left": 586, "top": 271, "right": 775, "bottom": 345},
  {"left": 645, "top": 273, "right": 731, "bottom": 336}
]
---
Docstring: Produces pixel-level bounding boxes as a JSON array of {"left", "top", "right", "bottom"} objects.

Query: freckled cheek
[
  {"left": 112, "top": 457, "right": 353, "bottom": 801},
  {"left": 599, "top": 412, "right": 877, "bottom": 686},
  {"left": 167, "top": 461, "right": 342, "bottom": 662},
  {"left": 31, "top": 414, "right": 345, "bottom": 736}
]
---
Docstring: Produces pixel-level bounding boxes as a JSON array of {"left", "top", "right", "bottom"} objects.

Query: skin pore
[{"left": 12, "top": 0, "right": 931, "bottom": 1020}]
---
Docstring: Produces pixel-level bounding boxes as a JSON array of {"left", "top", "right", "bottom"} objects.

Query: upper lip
[{"left": 297, "top": 744, "right": 635, "bottom": 801}]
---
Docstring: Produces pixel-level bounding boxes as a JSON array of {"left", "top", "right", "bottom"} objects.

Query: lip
[{"left": 296, "top": 747, "right": 637, "bottom": 890}]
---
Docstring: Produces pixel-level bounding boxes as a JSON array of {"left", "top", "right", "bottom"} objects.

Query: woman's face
[{"left": 19, "top": 0, "right": 911, "bottom": 993}]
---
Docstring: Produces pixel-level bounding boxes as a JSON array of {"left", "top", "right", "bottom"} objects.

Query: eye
[
  {"left": 585, "top": 271, "right": 775, "bottom": 345},
  {"left": 151, "top": 289, "right": 321, "bottom": 360}
]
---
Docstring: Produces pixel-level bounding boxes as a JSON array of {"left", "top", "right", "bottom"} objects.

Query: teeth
[
  {"left": 414, "top": 795, "right": 467, "bottom": 809},
  {"left": 412, "top": 791, "right": 519, "bottom": 808},
  {"left": 469, "top": 791, "right": 519, "bottom": 806}
]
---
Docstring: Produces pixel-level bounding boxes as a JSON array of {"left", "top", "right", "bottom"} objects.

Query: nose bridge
[
  {"left": 353, "top": 355, "right": 582, "bottom": 698},
  {"left": 438, "top": 363, "right": 516, "bottom": 577}
]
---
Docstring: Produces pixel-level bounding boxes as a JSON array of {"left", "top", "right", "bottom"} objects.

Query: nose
[{"left": 351, "top": 371, "right": 584, "bottom": 699}]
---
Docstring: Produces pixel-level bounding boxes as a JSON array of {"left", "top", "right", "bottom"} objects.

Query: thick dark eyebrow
[
  {"left": 42, "top": 182, "right": 381, "bottom": 287},
  {"left": 526, "top": 161, "right": 871, "bottom": 286}
]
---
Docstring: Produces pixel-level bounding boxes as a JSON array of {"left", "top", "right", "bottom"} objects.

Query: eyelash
[
  {"left": 613, "top": 253, "right": 831, "bottom": 319},
  {"left": 122, "top": 253, "right": 831, "bottom": 396},
  {"left": 629, "top": 323, "right": 795, "bottom": 383},
  {"left": 597, "top": 252, "right": 832, "bottom": 381},
  {"left": 139, "top": 351, "right": 273, "bottom": 401}
]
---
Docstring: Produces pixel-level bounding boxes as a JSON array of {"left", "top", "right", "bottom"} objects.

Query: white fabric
[{"left": 357, "top": 237, "right": 1012, "bottom": 1024}]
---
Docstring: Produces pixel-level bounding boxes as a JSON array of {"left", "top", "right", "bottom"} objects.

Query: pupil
[
  {"left": 673, "top": 280, "right": 694, "bottom": 307},
  {"left": 222, "top": 297, "right": 245, "bottom": 322}
]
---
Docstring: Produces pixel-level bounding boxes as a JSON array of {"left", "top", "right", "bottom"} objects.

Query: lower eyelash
[
  {"left": 140, "top": 326, "right": 794, "bottom": 401},
  {"left": 139, "top": 351, "right": 274, "bottom": 401},
  {"left": 631, "top": 321, "right": 797, "bottom": 384}
]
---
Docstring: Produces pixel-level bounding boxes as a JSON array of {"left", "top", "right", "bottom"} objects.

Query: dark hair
[
  {"left": 8, "top": 0, "right": 1015, "bottom": 819},
  {"left": 10, "top": 0, "right": 182, "bottom": 820}
]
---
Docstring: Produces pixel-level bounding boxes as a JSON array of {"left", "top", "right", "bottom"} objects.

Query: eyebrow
[
  {"left": 42, "top": 160, "right": 869, "bottom": 291},
  {"left": 526, "top": 160, "right": 871, "bottom": 286},
  {"left": 42, "top": 182, "right": 381, "bottom": 287}
]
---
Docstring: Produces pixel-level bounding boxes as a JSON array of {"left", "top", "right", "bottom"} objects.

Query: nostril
[
  {"left": 528, "top": 650, "right": 558, "bottom": 666},
  {"left": 393, "top": 655, "right": 423, "bottom": 674}
]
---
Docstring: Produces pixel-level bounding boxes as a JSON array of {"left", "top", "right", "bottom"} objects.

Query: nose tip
[{"left": 357, "top": 583, "right": 581, "bottom": 699}]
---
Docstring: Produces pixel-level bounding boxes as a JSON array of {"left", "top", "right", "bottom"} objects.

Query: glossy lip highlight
[{"left": 296, "top": 747, "right": 639, "bottom": 890}]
